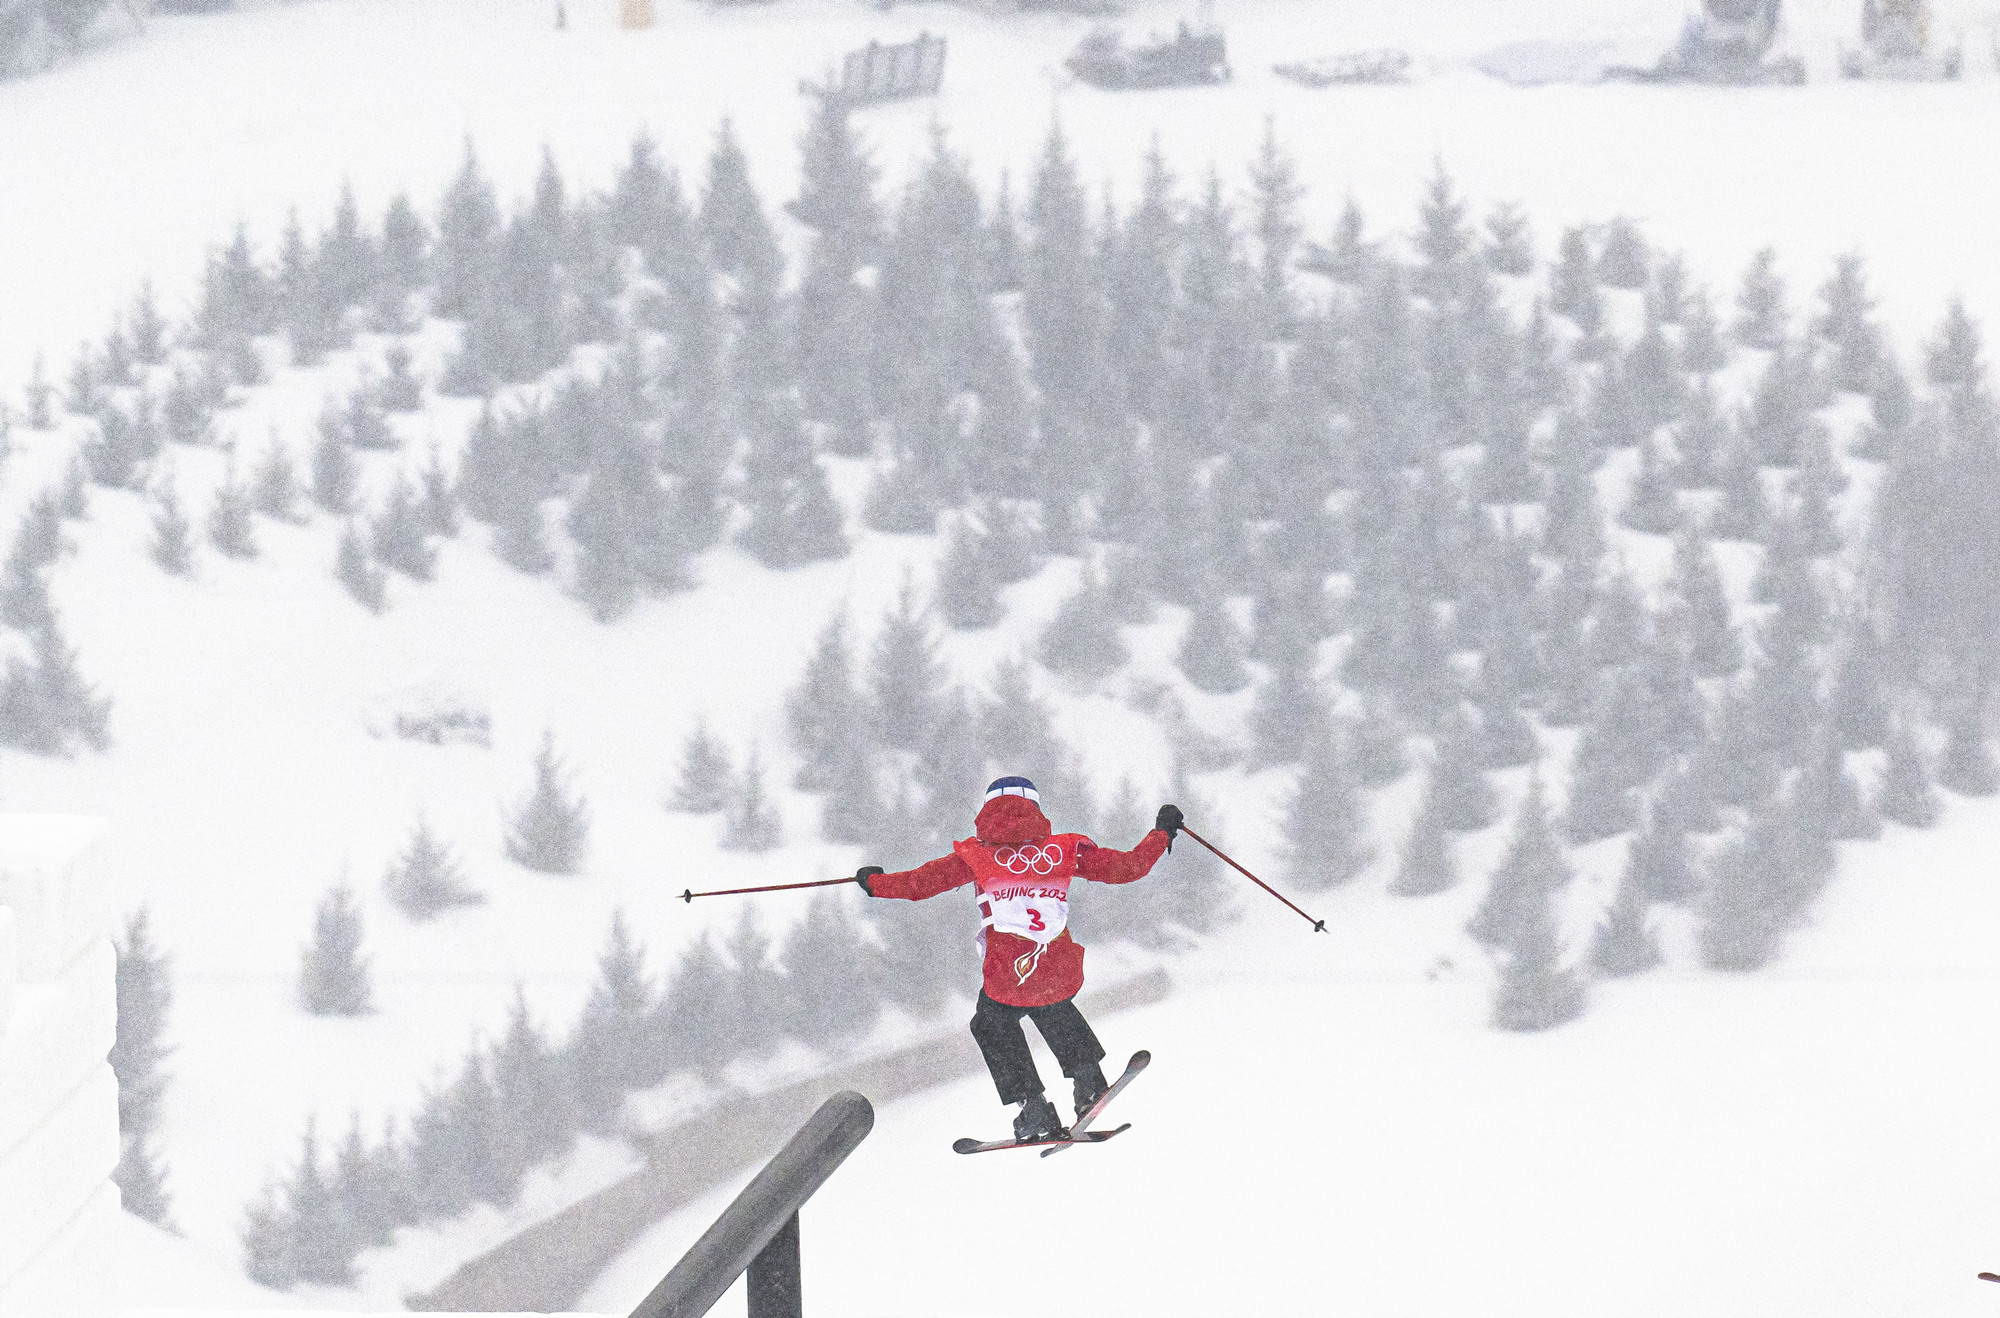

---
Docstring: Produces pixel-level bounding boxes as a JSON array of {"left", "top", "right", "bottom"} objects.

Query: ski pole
[
  {"left": 1178, "top": 824, "right": 1327, "bottom": 933},
  {"left": 679, "top": 876, "right": 860, "bottom": 903}
]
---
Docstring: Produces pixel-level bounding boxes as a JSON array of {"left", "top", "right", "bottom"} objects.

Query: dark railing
[{"left": 628, "top": 1090, "right": 875, "bottom": 1318}]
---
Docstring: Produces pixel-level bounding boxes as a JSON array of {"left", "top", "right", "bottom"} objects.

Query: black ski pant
[{"left": 969, "top": 991, "right": 1106, "bottom": 1106}]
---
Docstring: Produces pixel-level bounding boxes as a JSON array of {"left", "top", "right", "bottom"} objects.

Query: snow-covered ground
[
  {"left": 578, "top": 779, "right": 2000, "bottom": 1317},
  {"left": 5, "top": 0, "right": 2000, "bottom": 1311}
]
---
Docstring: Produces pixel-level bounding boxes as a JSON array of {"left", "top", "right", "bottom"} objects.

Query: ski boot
[
  {"left": 1012, "top": 1094, "right": 1068, "bottom": 1143},
  {"left": 1070, "top": 1064, "right": 1110, "bottom": 1125}
]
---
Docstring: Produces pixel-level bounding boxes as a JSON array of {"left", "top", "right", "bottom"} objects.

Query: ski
[
  {"left": 952, "top": 1124, "right": 1130, "bottom": 1156},
  {"left": 1041, "top": 1049, "right": 1149, "bottom": 1159},
  {"left": 949, "top": 1050, "right": 1150, "bottom": 1157},
  {"left": 1980, "top": 1273, "right": 2000, "bottom": 1283}
]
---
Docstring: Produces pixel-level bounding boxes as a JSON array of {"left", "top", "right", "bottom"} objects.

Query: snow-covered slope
[
  {"left": 5, "top": 0, "right": 2000, "bottom": 1311},
  {"left": 581, "top": 952, "right": 2000, "bottom": 1318}
]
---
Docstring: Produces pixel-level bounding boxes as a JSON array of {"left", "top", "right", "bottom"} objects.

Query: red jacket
[{"left": 868, "top": 795, "right": 1170, "bottom": 1007}]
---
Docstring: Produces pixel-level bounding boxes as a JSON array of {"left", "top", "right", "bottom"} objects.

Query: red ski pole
[
  {"left": 679, "top": 876, "right": 860, "bottom": 903},
  {"left": 1179, "top": 824, "right": 1327, "bottom": 933}
]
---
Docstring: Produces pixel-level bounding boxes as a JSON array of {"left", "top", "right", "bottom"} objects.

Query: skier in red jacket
[{"left": 855, "top": 776, "right": 1182, "bottom": 1143}]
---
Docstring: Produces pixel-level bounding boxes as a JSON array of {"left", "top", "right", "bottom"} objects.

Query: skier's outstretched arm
[
  {"left": 1075, "top": 804, "right": 1182, "bottom": 885},
  {"left": 853, "top": 852, "right": 974, "bottom": 900}
]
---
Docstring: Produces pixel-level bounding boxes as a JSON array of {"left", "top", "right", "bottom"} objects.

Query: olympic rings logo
[{"left": 994, "top": 843, "right": 1063, "bottom": 875}]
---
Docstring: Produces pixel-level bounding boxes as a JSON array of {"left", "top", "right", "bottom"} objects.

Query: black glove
[
  {"left": 853, "top": 865, "right": 883, "bottom": 896},
  {"left": 1154, "top": 804, "right": 1183, "bottom": 848}
]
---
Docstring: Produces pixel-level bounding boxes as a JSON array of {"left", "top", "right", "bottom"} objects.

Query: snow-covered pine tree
[
  {"left": 1697, "top": 789, "right": 1834, "bottom": 971},
  {"left": 1279, "top": 731, "right": 1370, "bottom": 891},
  {"left": 1390, "top": 775, "right": 1456, "bottom": 897},
  {"left": 1664, "top": 528, "right": 1741, "bottom": 678},
  {"left": 416, "top": 444, "right": 459, "bottom": 538},
  {"left": 1300, "top": 194, "right": 1366, "bottom": 283},
  {"left": 566, "top": 911, "right": 662, "bottom": 1129},
  {"left": 404, "top": 1046, "right": 506, "bottom": 1217},
  {"left": 318, "top": 179, "right": 377, "bottom": 316},
  {"left": 1733, "top": 247, "right": 1788, "bottom": 351},
  {"left": 1595, "top": 216, "right": 1649, "bottom": 289},
  {"left": 1482, "top": 200, "right": 1534, "bottom": 277},
  {"left": 207, "top": 461, "right": 256, "bottom": 558},
  {"left": 1429, "top": 707, "right": 1497, "bottom": 830},
  {"left": 377, "top": 340, "right": 424, "bottom": 412},
  {"left": 80, "top": 403, "right": 148, "bottom": 490},
  {"left": 160, "top": 366, "right": 216, "bottom": 447},
  {"left": 299, "top": 883, "right": 372, "bottom": 1016},
  {"left": 1629, "top": 782, "right": 1699, "bottom": 902},
  {"left": 934, "top": 516, "right": 1002, "bottom": 631},
  {"left": 1855, "top": 354, "right": 1915, "bottom": 464},
  {"left": 1649, "top": 251, "right": 1690, "bottom": 325},
  {"left": 1548, "top": 226, "right": 1596, "bottom": 324},
  {"left": 1589, "top": 857, "right": 1662, "bottom": 978},
  {"left": 1621, "top": 433, "right": 1683, "bottom": 535},
  {"left": 328, "top": 1113, "right": 403, "bottom": 1258},
  {"left": 1177, "top": 593, "right": 1250, "bottom": 694},
  {"left": 700, "top": 116, "right": 778, "bottom": 279},
  {"left": 1923, "top": 296, "right": 1984, "bottom": 390},
  {"left": 147, "top": 475, "right": 195, "bottom": 577},
  {"left": 382, "top": 816, "right": 482, "bottom": 919},
  {"left": 433, "top": 139, "right": 501, "bottom": 322},
  {"left": 487, "top": 988, "right": 578, "bottom": 1187},
  {"left": 719, "top": 745, "right": 784, "bottom": 852},
  {"left": 1024, "top": 120, "right": 1103, "bottom": 423},
  {"left": 1795, "top": 729, "right": 1880, "bottom": 842},
  {"left": 59, "top": 453, "right": 89, "bottom": 519},
  {"left": 492, "top": 481, "right": 553, "bottom": 576},
  {"left": 1671, "top": 378, "right": 1727, "bottom": 489},
  {"left": 1827, "top": 619, "right": 1889, "bottom": 750},
  {"left": 786, "top": 609, "right": 865, "bottom": 792},
  {"left": 196, "top": 224, "right": 274, "bottom": 346},
  {"left": 268, "top": 1123, "right": 357, "bottom": 1280},
  {"left": 1490, "top": 866, "right": 1587, "bottom": 1032},
  {"left": 1038, "top": 567, "right": 1126, "bottom": 682},
  {"left": 369, "top": 476, "right": 436, "bottom": 581},
  {"left": 1813, "top": 252, "right": 1882, "bottom": 393},
  {"left": 374, "top": 192, "right": 430, "bottom": 332},
  {"left": 112, "top": 907, "right": 174, "bottom": 1228},
  {"left": 24, "top": 352, "right": 53, "bottom": 429},
  {"left": 1792, "top": 442, "right": 1843, "bottom": 557},
  {"left": 310, "top": 418, "right": 358, "bottom": 515},
  {"left": 1587, "top": 354, "right": 1648, "bottom": 450},
  {"left": 277, "top": 209, "right": 345, "bottom": 366},
  {"left": 1249, "top": 118, "right": 1306, "bottom": 336},
  {"left": 667, "top": 720, "right": 734, "bottom": 813},
  {"left": 1937, "top": 706, "right": 2000, "bottom": 796},
  {"left": 777, "top": 889, "right": 882, "bottom": 1049},
  {"left": 735, "top": 396, "right": 848, "bottom": 571},
  {"left": 1742, "top": 340, "right": 1820, "bottom": 467},
  {"left": 504, "top": 731, "right": 590, "bottom": 873},
  {"left": 722, "top": 907, "right": 788, "bottom": 1062},
  {"left": 0, "top": 610, "right": 112, "bottom": 754},
  {"left": 1707, "top": 430, "right": 1769, "bottom": 543},
  {"left": 1469, "top": 775, "right": 1571, "bottom": 950},
  {"left": 1248, "top": 630, "right": 1328, "bottom": 766},
  {"left": 650, "top": 932, "right": 730, "bottom": 1080},
  {"left": 335, "top": 521, "right": 387, "bottom": 613},
  {"left": 0, "top": 548, "right": 51, "bottom": 636},
  {"left": 1412, "top": 155, "right": 1472, "bottom": 304},
  {"left": 871, "top": 580, "right": 952, "bottom": 749},
  {"left": 251, "top": 434, "right": 301, "bottom": 522},
  {"left": 1680, "top": 287, "right": 1730, "bottom": 375}
]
